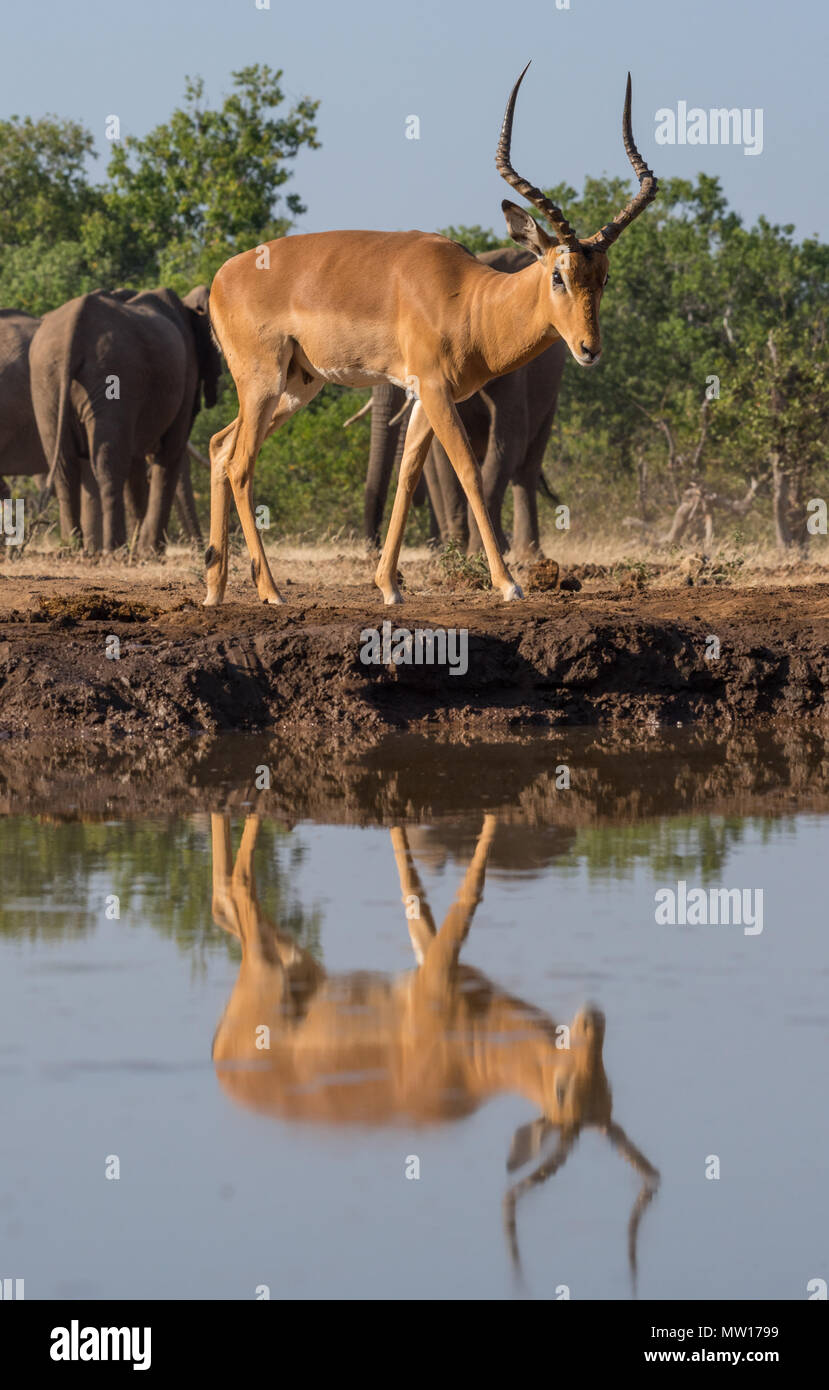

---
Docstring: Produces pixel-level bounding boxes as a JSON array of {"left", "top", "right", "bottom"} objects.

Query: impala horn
[
  {"left": 587, "top": 73, "right": 659, "bottom": 248},
  {"left": 495, "top": 62, "right": 580, "bottom": 252},
  {"left": 496, "top": 66, "right": 658, "bottom": 251}
]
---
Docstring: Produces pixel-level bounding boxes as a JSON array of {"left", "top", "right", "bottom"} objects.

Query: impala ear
[
  {"left": 501, "top": 200, "right": 555, "bottom": 259},
  {"left": 507, "top": 1116, "right": 553, "bottom": 1172}
]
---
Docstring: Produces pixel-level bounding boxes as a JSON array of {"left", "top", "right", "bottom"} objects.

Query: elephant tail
[
  {"left": 538, "top": 470, "right": 560, "bottom": 507},
  {"left": 44, "top": 296, "right": 88, "bottom": 495}
]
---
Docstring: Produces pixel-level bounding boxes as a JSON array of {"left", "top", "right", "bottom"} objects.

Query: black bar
[{"left": 3, "top": 1299, "right": 825, "bottom": 1374}]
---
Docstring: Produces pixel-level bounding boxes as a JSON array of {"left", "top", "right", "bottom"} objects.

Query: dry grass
[{"left": 3, "top": 526, "right": 828, "bottom": 595}]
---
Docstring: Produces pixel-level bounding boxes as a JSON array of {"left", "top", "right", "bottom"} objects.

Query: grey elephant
[
  {"left": 0, "top": 310, "right": 48, "bottom": 505},
  {"left": 29, "top": 284, "right": 220, "bottom": 554},
  {"left": 362, "top": 247, "right": 567, "bottom": 558}
]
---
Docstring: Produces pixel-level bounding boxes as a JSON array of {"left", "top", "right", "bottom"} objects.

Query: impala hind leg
[
  {"left": 224, "top": 390, "right": 286, "bottom": 605},
  {"left": 206, "top": 335, "right": 322, "bottom": 605},
  {"left": 204, "top": 419, "right": 238, "bottom": 606},
  {"left": 374, "top": 402, "right": 434, "bottom": 604},
  {"left": 422, "top": 387, "right": 523, "bottom": 601}
]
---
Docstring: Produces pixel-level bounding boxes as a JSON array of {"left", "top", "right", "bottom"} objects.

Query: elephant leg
[
  {"left": 125, "top": 456, "right": 149, "bottom": 543},
  {"left": 54, "top": 466, "right": 81, "bottom": 544},
  {"left": 174, "top": 453, "right": 202, "bottom": 543},
  {"left": 423, "top": 454, "right": 448, "bottom": 539},
  {"left": 137, "top": 452, "right": 182, "bottom": 555},
  {"left": 467, "top": 411, "right": 525, "bottom": 557},
  {"left": 79, "top": 454, "right": 103, "bottom": 553},
  {"left": 512, "top": 408, "right": 557, "bottom": 560},
  {"left": 374, "top": 403, "right": 435, "bottom": 604},
  {"left": 467, "top": 469, "right": 510, "bottom": 556},
  {"left": 87, "top": 421, "right": 129, "bottom": 552},
  {"left": 431, "top": 440, "right": 468, "bottom": 545},
  {"left": 420, "top": 456, "right": 443, "bottom": 544},
  {"left": 364, "top": 385, "right": 406, "bottom": 550}
]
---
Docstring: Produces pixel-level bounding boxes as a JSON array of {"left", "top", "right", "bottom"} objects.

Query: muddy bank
[{"left": 1, "top": 575, "right": 828, "bottom": 738}]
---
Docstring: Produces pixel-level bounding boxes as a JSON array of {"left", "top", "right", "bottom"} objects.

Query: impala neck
[{"left": 471, "top": 260, "right": 560, "bottom": 379}]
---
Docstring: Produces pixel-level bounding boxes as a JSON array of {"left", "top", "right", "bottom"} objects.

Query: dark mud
[{"left": 1, "top": 574, "right": 828, "bottom": 739}]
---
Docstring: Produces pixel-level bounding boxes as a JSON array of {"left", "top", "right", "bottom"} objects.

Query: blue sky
[{"left": 3, "top": 0, "right": 826, "bottom": 240}]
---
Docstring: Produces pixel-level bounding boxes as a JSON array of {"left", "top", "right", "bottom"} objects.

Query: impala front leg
[
  {"left": 421, "top": 813, "right": 497, "bottom": 994},
  {"left": 374, "top": 401, "right": 434, "bottom": 604},
  {"left": 390, "top": 826, "right": 439, "bottom": 965},
  {"left": 421, "top": 387, "right": 523, "bottom": 601}
]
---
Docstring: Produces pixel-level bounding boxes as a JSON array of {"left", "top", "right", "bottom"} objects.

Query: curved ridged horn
[
  {"left": 495, "top": 62, "right": 579, "bottom": 251},
  {"left": 587, "top": 74, "right": 659, "bottom": 249}
]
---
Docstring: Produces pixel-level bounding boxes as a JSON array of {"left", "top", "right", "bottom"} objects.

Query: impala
[
  {"left": 210, "top": 813, "right": 660, "bottom": 1283},
  {"left": 203, "top": 65, "right": 658, "bottom": 607}
]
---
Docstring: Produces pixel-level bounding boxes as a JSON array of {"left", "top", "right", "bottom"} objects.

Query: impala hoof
[
  {"left": 264, "top": 595, "right": 285, "bottom": 606},
  {"left": 383, "top": 590, "right": 404, "bottom": 606},
  {"left": 501, "top": 582, "right": 524, "bottom": 602}
]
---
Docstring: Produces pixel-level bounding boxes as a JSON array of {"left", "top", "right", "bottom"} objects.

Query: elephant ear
[{"left": 183, "top": 286, "right": 221, "bottom": 411}]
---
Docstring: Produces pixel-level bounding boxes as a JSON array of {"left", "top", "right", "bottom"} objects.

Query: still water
[{"left": 0, "top": 729, "right": 827, "bottom": 1300}]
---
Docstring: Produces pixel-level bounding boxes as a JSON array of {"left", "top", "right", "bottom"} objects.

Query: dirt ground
[{"left": 1, "top": 544, "right": 828, "bottom": 739}]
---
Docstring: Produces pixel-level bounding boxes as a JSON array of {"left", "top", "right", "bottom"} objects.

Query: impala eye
[
  {"left": 555, "top": 1078, "right": 567, "bottom": 1106},
  {"left": 552, "top": 269, "right": 564, "bottom": 288}
]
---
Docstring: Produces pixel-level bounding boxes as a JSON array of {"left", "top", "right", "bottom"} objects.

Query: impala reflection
[{"left": 210, "top": 813, "right": 660, "bottom": 1285}]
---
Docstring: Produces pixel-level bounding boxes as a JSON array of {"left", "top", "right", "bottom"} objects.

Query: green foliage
[
  {"left": 0, "top": 236, "right": 122, "bottom": 317},
  {"left": 255, "top": 388, "right": 375, "bottom": 536},
  {"left": 0, "top": 115, "right": 112, "bottom": 313},
  {"left": 437, "top": 537, "right": 492, "bottom": 590},
  {"left": 0, "top": 816, "right": 323, "bottom": 962},
  {"left": 0, "top": 115, "right": 101, "bottom": 247},
  {"left": 563, "top": 815, "right": 783, "bottom": 881},
  {"left": 536, "top": 174, "right": 829, "bottom": 538},
  {"left": 96, "top": 65, "right": 320, "bottom": 288},
  {"left": 0, "top": 67, "right": 320, "bottom": 311},
  {"left": 438, "top": 224, "right": 511, "bottom": 254}
]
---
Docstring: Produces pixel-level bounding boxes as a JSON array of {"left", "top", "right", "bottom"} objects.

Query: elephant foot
[{"left": 512, "top": 544, "right": 544, "bottom": 565}]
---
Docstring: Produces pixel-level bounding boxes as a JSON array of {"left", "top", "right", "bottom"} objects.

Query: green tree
[
  {"left": 438, "top": 224, "right": 510, "bottom": 254},
  {"left": 0, "top": 115, "right": 111, "bottom": 314},
  {"left": 0, "top": 236, "right": 123, "bottom": 317},
  {"left": 88, "top": 65, "right": 320, "bottom": 288},
  {"left": 0, "top": 115, "right": 101, "bottom": 247}
]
